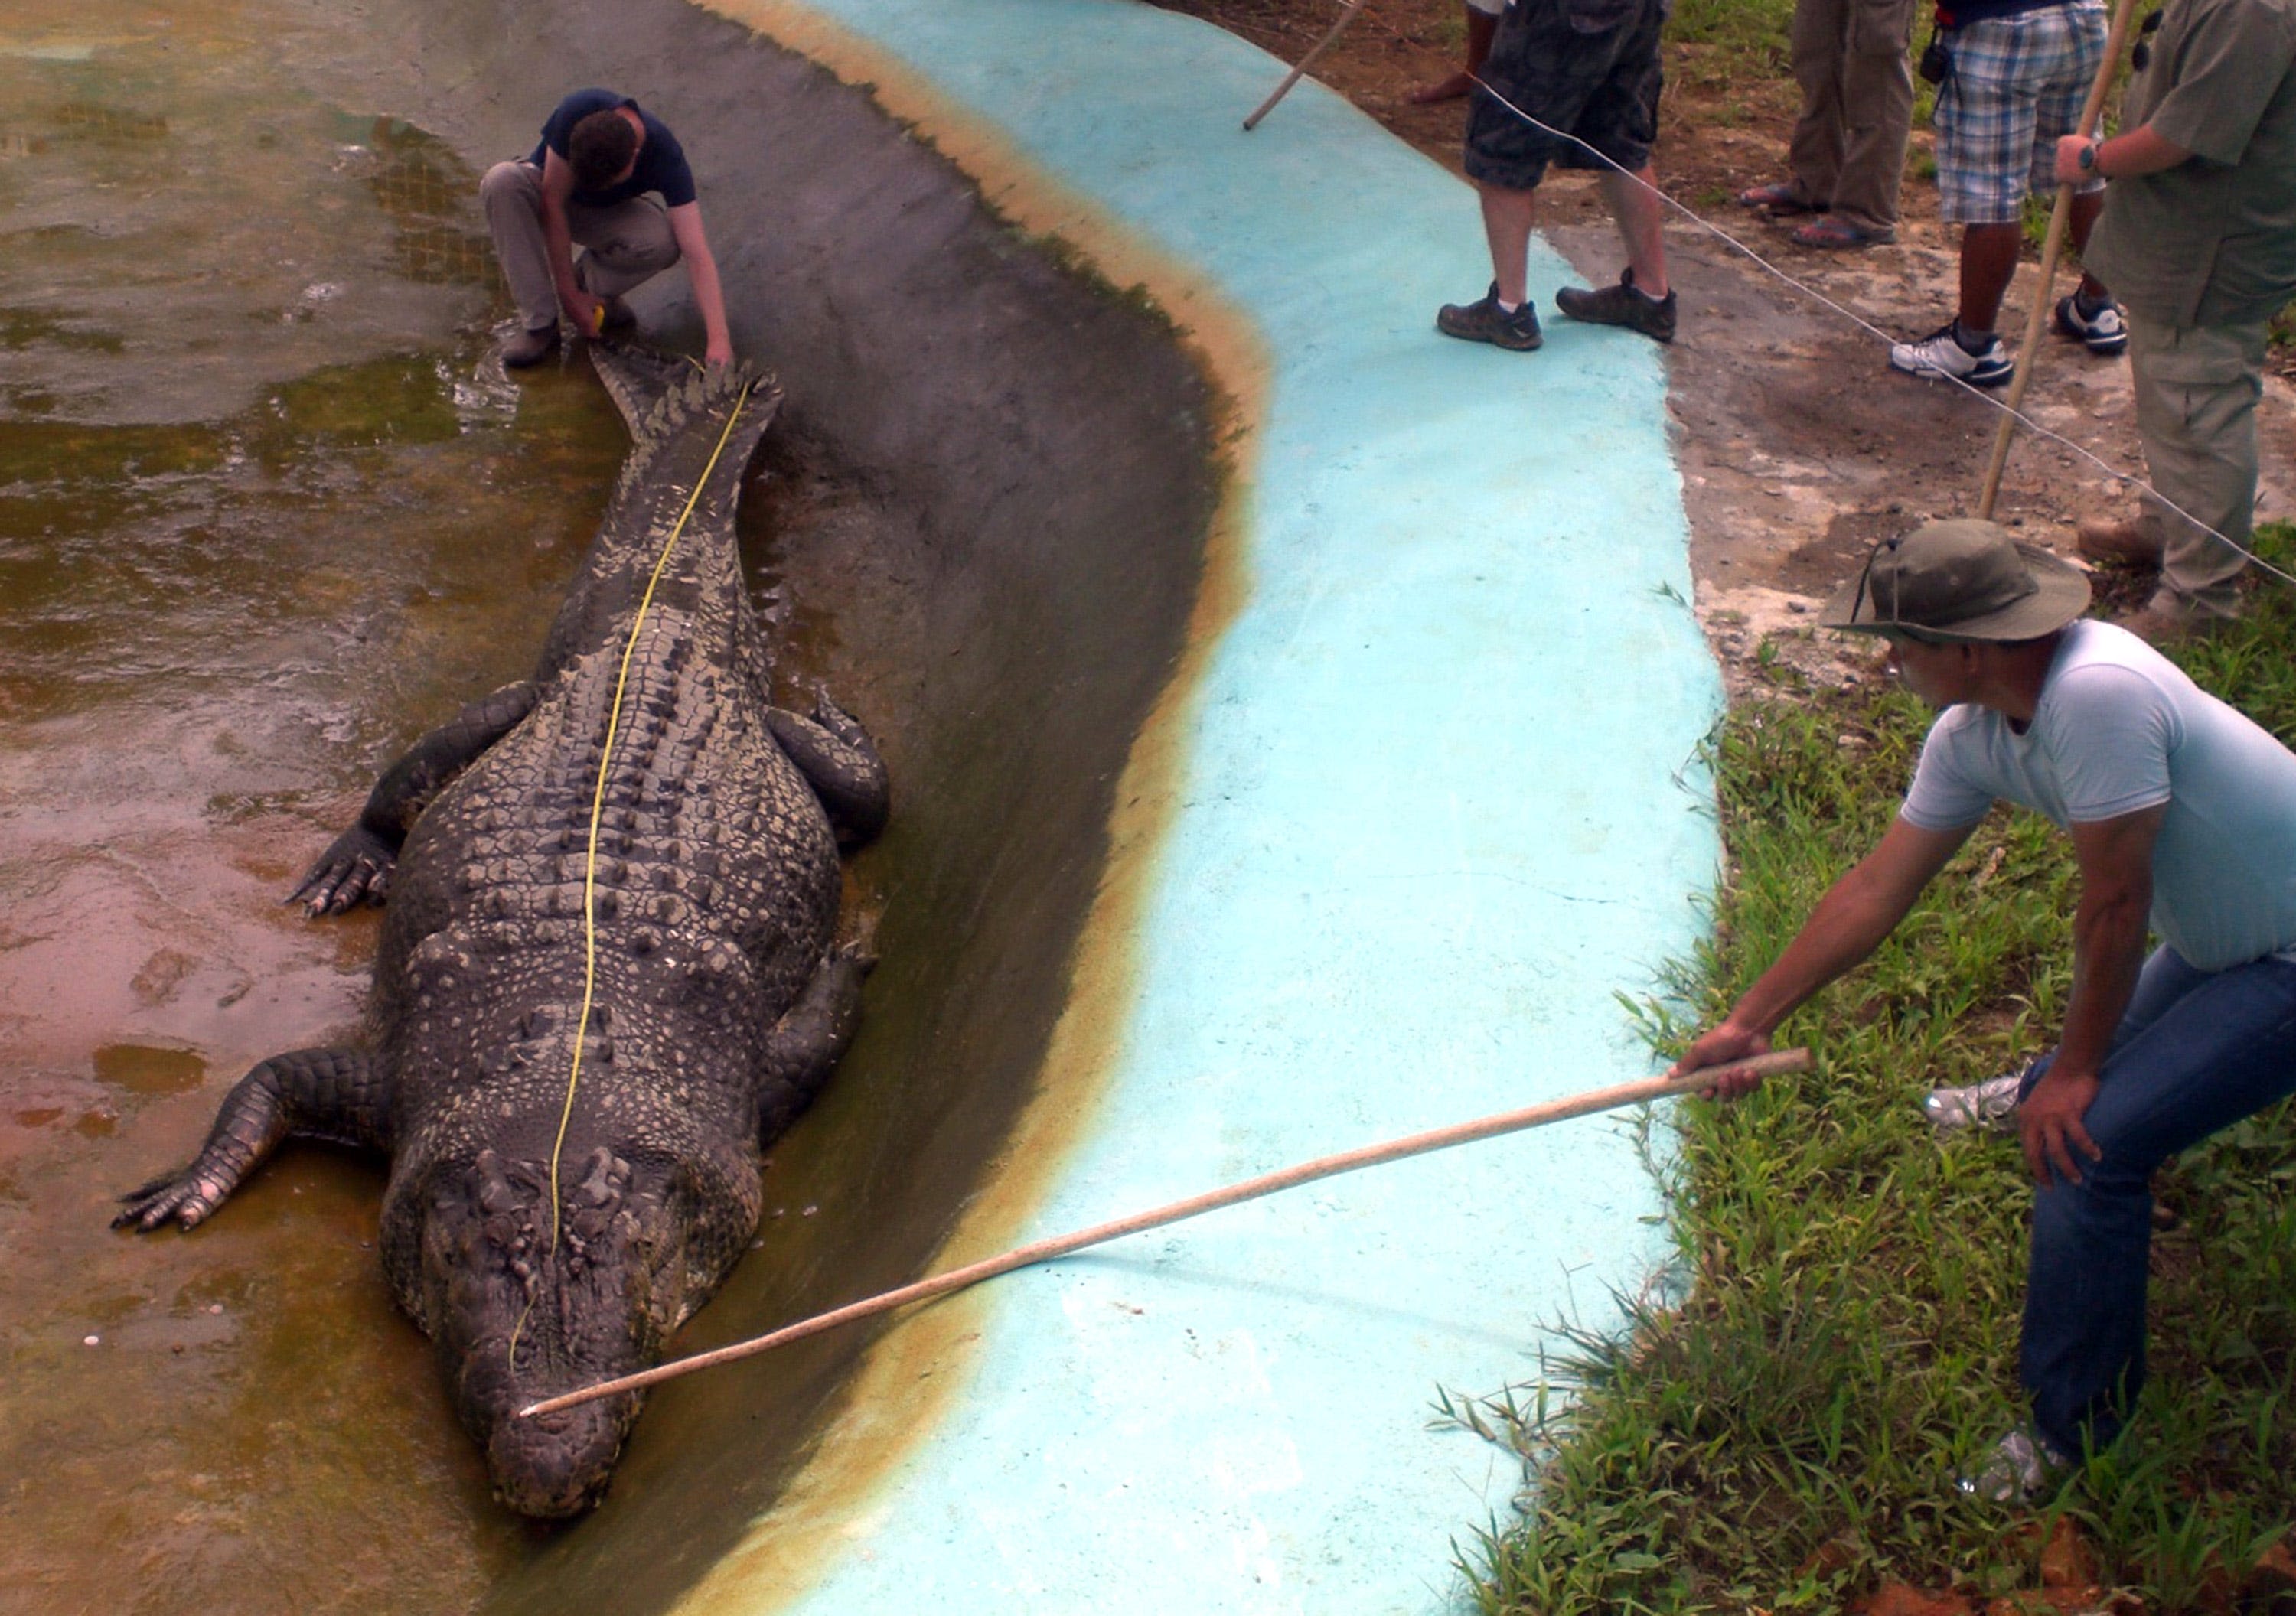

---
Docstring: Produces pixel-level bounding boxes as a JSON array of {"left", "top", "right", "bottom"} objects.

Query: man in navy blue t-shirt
[{"left": 480, "top": 89, "right": 734, "bottom": 370}]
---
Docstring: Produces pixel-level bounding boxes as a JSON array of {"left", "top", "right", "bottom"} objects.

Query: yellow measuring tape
[{"left": 510, "top": 373, "right": 755, "bottom": 1365}]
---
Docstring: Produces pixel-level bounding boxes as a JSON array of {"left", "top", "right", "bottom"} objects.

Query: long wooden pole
[
  {"left": 1242, "top": 0, "right": 1372, "bottom": 131},
  {"left": 1975, "top": 0, "right": 2143, "bottom": 517},
  {"left": 519, "top": 1047, "right": 1810, "bottom": 1418}
]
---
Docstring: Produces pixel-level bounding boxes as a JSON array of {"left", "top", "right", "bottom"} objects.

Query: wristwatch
[{"left": 2076, "top": 139, "right": 2101, "bottom": 174}]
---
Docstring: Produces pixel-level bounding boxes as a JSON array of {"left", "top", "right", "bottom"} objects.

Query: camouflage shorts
[{"left": 1463, "top": 0, "right": 1669, "bottom": 191}]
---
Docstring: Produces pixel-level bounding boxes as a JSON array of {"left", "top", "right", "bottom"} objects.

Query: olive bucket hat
[{"left": 1820, "top": 518, "right": 2091, "bottom": 642}]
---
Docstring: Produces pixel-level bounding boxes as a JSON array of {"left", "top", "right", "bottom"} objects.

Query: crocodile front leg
[
  {"left": 756, "top": 943, "right": 875, "bottom": 1140},
  {"left": 291, "top": 680, "right": 540, "bottom": 914},
  {"left": 114, "top": 1047, "right": 394, "bottom": 1231},
  {"left": 763, "top": 688, "right": 889, "bottom": 849}
]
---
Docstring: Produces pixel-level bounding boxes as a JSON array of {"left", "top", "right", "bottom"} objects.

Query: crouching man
[
  {"left": 481, "top": 88, "right": 734, "bottom": 370},
  {"left": 1671, "top": 519, "right": 2296, "bottom": 1500}
]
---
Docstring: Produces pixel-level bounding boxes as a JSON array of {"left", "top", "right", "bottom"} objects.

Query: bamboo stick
[
  {"left": 519, "top": 1047, "right": 1811, "bottom": 1418},
  {"left": 1243, "top": 0, "right": 1372, "bottom": 131}
]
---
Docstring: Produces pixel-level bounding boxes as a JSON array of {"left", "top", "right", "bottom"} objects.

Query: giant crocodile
[{"left": 118, "top": 347, "right": 889, "bottom": 1519}]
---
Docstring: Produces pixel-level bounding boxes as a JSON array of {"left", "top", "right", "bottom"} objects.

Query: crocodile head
[{"left": 419, "top": 1145, "right": 690, "bottom": 1518}]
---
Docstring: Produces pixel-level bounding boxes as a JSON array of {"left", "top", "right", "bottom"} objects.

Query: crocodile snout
[{"left": 485, "top": 1392, "right": 641, "bottom": 1519}]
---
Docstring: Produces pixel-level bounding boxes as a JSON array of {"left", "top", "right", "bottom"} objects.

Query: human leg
[
  {"left": 1889, "top": 215, "right": 2020, "bottom": 383},
  {"left": 1780, "top": 0, "right": 1852, "bottom": 210},
  {"left": 1825, "top": 0, "right": 1916, "bottom": 234},
  {"left": 2125, "top": 315, "right": 2269, "bottom": 621},
  {"left": 1936, "top": 946, "right": 2200, "bottom": 1131},
  {"left": 1956, "top": 222, "right": 2022, "bottom": 335},
  {"left": 479, "top": 161, "right": 560, "bottom": 334},
  {"left": 1448, "top": 0, "right": 1583, "bottom": 347},
  {"left": 1479, "top": 182, "right": 1541, "bottom": 307},
  {"left": 1598, "top": 165, "right": 1668, "bottom": 298},
  {"left": 2049, "top": 191, "right": 2130, "bottom": 356},
  {"left": 1437, "top": 182, "right": 1547, "bottom": 349},
  {"left": 2066, "top": 188, "right": 2107, "bottom": 301},
  {"left": 1553, "top": 163, "right": 1677, "bottom": 340},
  {"left": 1411, "top": 0, "right": 1501, "bottom": 103},
  {"left": 2020, "top": 953, "right": 2296, "bottom": 1455},
  {"left": 1546, "top": 0, "right": 1676, "bottom": 334},
  {"left": 1890, "top": 15, "right": 2028, "bottom": 380},
  {"left": 566, "top": 196, "right": 681, "bottom": 301},
  {"left": 2021, "top": 3, "right": 2118, "bottom": 344}
]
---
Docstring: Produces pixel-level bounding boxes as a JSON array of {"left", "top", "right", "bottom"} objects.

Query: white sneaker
[
  {"left": 1923, "top": 1070, "right": 2024, "bottom": 1135},
  {"left": 1957, "top": 1427, "right": 2074, "bottom": 1504},
  {"left": 1889, "top": 322, "right": 2014, "bottom": 387}
]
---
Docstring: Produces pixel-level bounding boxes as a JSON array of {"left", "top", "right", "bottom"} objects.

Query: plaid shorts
[
  {"left": 1464, "top": 0, "right": 1668, "bottom": 191},
  {"left": 1933, "top": 0, "right": 2108, "bottom": 224}
]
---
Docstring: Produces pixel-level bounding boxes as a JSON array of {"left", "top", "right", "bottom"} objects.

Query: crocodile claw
[
  {"left": 289, "top": 825, "right": 397, "bottom": 915},
  {"left": 114, "top": 1166, "right": 233, "bottom": 1231}
]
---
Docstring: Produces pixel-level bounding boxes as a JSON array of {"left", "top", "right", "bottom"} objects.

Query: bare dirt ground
[{"left": 1156, "top": 0, "right": 2296, "bottom": 696}]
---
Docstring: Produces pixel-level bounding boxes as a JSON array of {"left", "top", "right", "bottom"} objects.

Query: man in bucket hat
[{"left": 1670, "top": 518, "right": 2296, "bottom": 1500}]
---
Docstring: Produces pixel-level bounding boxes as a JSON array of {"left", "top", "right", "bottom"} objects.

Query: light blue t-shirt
[{"left": 1902, "top": 620, "right": 2296, "bottom": 971}]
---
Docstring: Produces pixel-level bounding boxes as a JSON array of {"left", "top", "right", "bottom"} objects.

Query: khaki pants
[
  {"left": 1783, "top": 0, "right": 1916, "bottom": 234},
  {"left": 2129, "top": 312, "right": 2269, "bottom": 618},
  {"left": 480, "top": 161, "right": 681, "bottom": 332}
]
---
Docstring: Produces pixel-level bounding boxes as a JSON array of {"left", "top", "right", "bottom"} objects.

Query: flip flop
[
  {"left": 1791, "top": 217, "right": 1893, "bottom": 250},
  {"left": 1737, "top": 181, "right": 1823, "bottom": 215}
]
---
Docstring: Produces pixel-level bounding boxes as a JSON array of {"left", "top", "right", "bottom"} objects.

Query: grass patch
[
  {"left": 1667, "top": 0, "right": 1794, "bottom": 64},
  {"left": 1463, "top": 529, "right": 2296, "bottom": 1613}
]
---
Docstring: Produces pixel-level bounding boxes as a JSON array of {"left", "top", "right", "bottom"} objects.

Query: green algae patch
[
  {"left": 0, "top": 419, "right": 231, "bottom": 487},
  {"left": 256, "top": 355, "right": 465, "bottom": 451}
]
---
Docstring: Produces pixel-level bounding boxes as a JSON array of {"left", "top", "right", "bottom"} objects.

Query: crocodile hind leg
[
  {"left": 115, "top": 1047, "right": 394, "bottom": 1231},
  {"left": 762, "top": 689, "right": 889, "bottom": 848},
  {"left": 755, "top": 944, "right": 876, "bottom": 1140},
  {"left": 292, "top": 680, "right": 540, "bottom": 914}
]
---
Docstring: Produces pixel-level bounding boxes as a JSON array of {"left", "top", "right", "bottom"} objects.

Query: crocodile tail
[
  {"left": 589, "top": 344, "right": 782, "bottom": 446},
  {"left": 601, "top": 354, "right": 783, "bottom": 510}
]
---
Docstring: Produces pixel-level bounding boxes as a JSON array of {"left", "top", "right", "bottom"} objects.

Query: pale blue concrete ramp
[{"left": 693, "top": 2, "right": 1721, "bottom": 1610}]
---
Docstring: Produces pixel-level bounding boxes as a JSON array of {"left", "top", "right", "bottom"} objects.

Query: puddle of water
[
  {"left": 91, "top": 1043, "right": 210, "bottom": 1097},
  {"left": 0, "top": 0, "right": 630, "bottom": 1608}
]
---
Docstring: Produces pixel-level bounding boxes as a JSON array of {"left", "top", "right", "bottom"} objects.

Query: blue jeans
[{"left": 2015, "top": 946, "right": 2296, "bottom": 1455}]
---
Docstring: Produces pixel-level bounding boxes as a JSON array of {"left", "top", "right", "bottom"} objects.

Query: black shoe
[
  {"left": 1554, "top": 269, "right": 1677, "bottom": 344},
  {"left": 1436, "top": 284, "right": 1542, "bottom": 351},
  {"left": 503, "top": 324, "right": 560, "bottom": 369}
]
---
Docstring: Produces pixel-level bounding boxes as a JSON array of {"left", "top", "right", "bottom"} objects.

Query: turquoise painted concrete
[{"left": 750, "top": 2, "right": 1721, "bottom": 1610}]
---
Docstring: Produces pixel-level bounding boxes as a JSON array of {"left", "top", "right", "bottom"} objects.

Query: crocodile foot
[{"left": 289, "top": 824, "right": 396, "bottom": 915}]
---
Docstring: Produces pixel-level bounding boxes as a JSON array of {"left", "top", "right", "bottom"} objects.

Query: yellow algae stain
[{"left": 672, "top": 3, "right": 1261, "bottom": 1611}]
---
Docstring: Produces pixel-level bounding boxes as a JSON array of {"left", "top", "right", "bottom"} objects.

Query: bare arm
[
  {"left": 667, "top": 201, "right": 734, "bottom": 367},
  {"left": 2019, "top": 805, "right": 2162, "bottom": 1185},
  {"left": 539, "top": 148, "right": 598, "bottom": 334},
  {"left": 2053, "top": 126, "right": 2196, "bottom": 184},
  {"left": 1671, "top": 814, "right": 1978, "bottom": 1096}
]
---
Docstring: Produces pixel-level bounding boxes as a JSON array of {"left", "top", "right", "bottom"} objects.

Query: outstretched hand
[
  {"left": 289, "top": 824, "right": 396, "bottom": 915},
  {"left": 1668, "top": 1023, "right": 1774, "bottom": 1101}
]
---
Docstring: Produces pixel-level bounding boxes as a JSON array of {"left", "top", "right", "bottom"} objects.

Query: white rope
[{"left": 1468, "top": 74, "right": 2296, "bottom": 593}]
